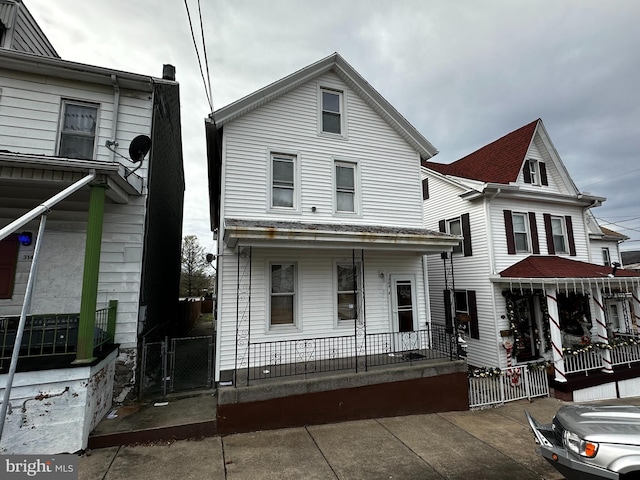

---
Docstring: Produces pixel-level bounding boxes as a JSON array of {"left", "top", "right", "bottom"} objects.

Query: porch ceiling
[
  {"left": 223, "top": 218, "right": 460, "bottom": 253},
  {"left": 0, "top": 152, "right": 142, "bottom": 203}
]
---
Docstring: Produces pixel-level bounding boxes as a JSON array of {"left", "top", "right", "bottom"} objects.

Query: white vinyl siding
[
  {"left": 215, "top": 248, "right": 428, "bottom": 376},
  {"left": 222, "top": 72, "right": 424, "bottom": 228},
  {"left": 0, "top": 69, "right": 152, "bottom": 164}
]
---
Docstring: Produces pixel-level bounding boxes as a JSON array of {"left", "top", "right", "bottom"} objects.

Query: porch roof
[
  {"left": 492, "top": 255, "right": 640, "bottom": 289},
  {"left": 223, "top": 218, "right": 460, "bottom": 253}
]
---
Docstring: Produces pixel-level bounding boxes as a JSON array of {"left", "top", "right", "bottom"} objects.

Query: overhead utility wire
[
  {"left": 184, "top": 0, "right": 213, "bottom": 112},
  {"left": 198, "top": 0, "right": 214, "bottom": 114},
  {"left": 581, "top": 164, "right": 640, "bottom": 189}
]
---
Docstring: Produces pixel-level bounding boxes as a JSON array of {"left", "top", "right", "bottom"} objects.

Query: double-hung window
[
  {"left": 512, "top": 213, "right": 530, "bottom": 252},
  {"left": 269, "top": 263, "right": 296, "bottom": 327},
  {"left": 447, "top": 218, "right": 463, "bottom": 254},
  {"left": 271, "top": 153, "right": 296, "bottom": 209},
  {"left": 321, "top": 88, "right": 342, "bottom": 134},
  {"left": 336, "top": 262, "right": 360, "bottom": 322},
  {"left": 528, "top": 160, "right": 539, "bottom": 185},
  {"left": 335, "top": 161, "right": 356, "bottom": 213},
  {"left": 602, "top": 247, "right": 611, "bottom": 267},
  {"left": 58, "top": 101, "right": 98, "bottom": 160},
  {"left": 550, "top": 216, "right": 567, "bottom": 253}
]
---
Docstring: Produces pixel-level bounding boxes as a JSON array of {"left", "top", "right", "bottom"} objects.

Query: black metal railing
[
  {"left": 0, "top": 301, "right": 117, "bottom": 370},
  {"left": 243, "top": 323, "right": 455, "bottom": 382}
]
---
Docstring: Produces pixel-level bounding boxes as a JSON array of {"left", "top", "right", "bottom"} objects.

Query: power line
[
  {"left": 183, "top": 0, "right": 213, "bottom": 112},
  {"left": 581, "top": 165, "right": 640, "bottom": 189},
  {"left": 198, "top": 0, "right": 213, "bottom": 113}
]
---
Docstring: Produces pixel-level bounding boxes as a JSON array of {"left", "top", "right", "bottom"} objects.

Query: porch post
[
  {"left": 633, "top": 286, "right": 640, "bottom": 333},
  {"left": 545, "top": 287, "right": 566, "bottom": 383},
  {"left": 592, "top": 285, "right": 613, "bottom": 374},
  {"left": 75, "top": 183, "right": 107, "bottom": 363}
]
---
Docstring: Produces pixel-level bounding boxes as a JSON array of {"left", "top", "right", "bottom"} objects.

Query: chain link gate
[{"left": 141, "top": 335, "right": 214, "bottom": 398}]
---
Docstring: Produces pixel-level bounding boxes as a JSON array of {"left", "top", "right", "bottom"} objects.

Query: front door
[
  {"left": 512, "top": 295, "right": 538, "bottom": 362},
  {"left": 390, "top": 275, "right": 418, "bottom": 351}
]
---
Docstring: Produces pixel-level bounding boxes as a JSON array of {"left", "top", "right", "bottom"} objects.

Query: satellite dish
[{"left": 129, "top": 135, "right": 151, "bottom": 163}]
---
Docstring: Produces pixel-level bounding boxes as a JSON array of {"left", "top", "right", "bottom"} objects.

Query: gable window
[
  {"left": 320, "top": 88, "right": 345, "bottom": 135},
  {"left": 335, "top": 161, "right": 356, "bottom": 213},
  {"left": 0, "top": 234, "right": 19, "bottom": 299},
  {"left": 422, "top": 178, "right": 429, "bottom": 200},
  {"left": 269, "top": 263, "right": 296, "bottom": 326},
  {"left": 321, "top": 88, "right": 342, "bottom": 134},
  {"left": 602, "top": 247, "right": 611, "bottom": 267},
  {"left": 523, "top": 159, "right": 548, "bottom": 186},
  {"left": 336, "top": 262, "right": 361, "bottom": 323},
  {"left": 271, "top": 153, "right": 296, "bottom": 209},
  {"left": 58, "top": 101, "right": 98, "bottom": 160}
]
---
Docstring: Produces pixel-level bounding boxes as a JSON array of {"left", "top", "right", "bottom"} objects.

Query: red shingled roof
[
  {"left": 423, "top": 119, "right": 539, "bottom": 183},
  {"left": 500, "top": 256, "right": 640, "bottom": 279}
]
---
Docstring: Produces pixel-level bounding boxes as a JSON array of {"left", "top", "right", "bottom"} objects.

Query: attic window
[
  {"left": 320, "top": 88, "right": 343, "bottom": 135},
  {"left": 523, "top": 159, "right": 548, "bottom": 186}
]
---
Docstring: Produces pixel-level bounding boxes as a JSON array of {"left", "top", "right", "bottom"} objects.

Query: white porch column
[
  {"left": 546, "top": 287, "right": 566, "bottom": 383},
  {"left": 592, "top": 285, "right": 613, "bottom": 374},
  {"left": 633, "top": 286, "right": 640, "bottom": 332}
]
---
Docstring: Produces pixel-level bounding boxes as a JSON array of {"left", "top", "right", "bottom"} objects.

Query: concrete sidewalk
[{"left": 79, "top": 394, "right": 631, "bottom": 480}]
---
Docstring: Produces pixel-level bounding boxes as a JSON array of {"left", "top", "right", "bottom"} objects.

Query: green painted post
[
  {"left": 75, "top": 184, "right": 106, "bottom": 363},
  {"left": 107, "top": 299, "right": 118, "bottom": 343}
]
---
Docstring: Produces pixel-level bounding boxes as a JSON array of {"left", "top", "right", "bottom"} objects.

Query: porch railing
[
  {"left": 469, "top": 365, "right": 549, "bottom": 408},
  {"left": 0, "top": 300, "right": 117, "bottom": 371},
  {"left": 563, "top": 334, "right": 640, "bottom": 375},
  {"left": 243, "top": 323, "right": 454, "bottom": 383}
]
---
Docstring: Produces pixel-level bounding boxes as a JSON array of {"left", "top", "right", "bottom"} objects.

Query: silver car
[{"left": 526, "top": 405, "right": 640, "bottom": 480}]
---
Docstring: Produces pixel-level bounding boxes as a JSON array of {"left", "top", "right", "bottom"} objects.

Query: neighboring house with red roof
[{"left": 422, "top": 119, "right": 640, "bottom": 401}]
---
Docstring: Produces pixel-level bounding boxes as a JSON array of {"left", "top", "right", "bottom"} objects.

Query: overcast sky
[{"left": 28, "top": 0, "right": 640, "bottom": 253}]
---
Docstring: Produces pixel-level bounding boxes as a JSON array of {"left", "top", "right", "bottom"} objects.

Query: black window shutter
[
  {"left": 467, "top": 290, "right": 479, "bottom": 339},
  {"left": 444, "top": 289, "right": 452, "bottom": 332},
  {"left": 439, "top": 219, "right": 448, "bottom": 259},
  {"left": 565, "top": 215, "right": 576, "bottom": 256},
  {"left": 539, "top": 162, "right": 548, "bottom": 186},
  {"left": 523, "top": 161, "right": 531, "bottom": 184},
  {"left": 0, "top": 234, "right": 19, "bottom": 299},
  {"left": 528, "top": 212, "right": 540, "bottom": 254},
  {"left": 461, "top": 213, "right": 472, "bottom": 257},
  {"left": 504, "top": 210, "right": 516, "bottom": 254},
  {"left": 422, "top": 178, "right": 429, "bottom": 200},
  {"left": 543, "top": 213, "right": 555, "bottom": 254}
]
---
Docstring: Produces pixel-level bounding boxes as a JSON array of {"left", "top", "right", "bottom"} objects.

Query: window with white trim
[
  {"left": 528, "top": 160, "right": 539, "bottom": 185},
  {"left": 447, "top": 217, "right": 462, "bottom": 254},
  {"left": 551, "top": 216, "right": 568, "bottom": 254},
  {"left": 602, "top": 247, "right": 611, "bottom": 267},
  {"left": 271, "top": 153, "right": 296, "bottom": 209},
  {"left": 321, "top": 88, "right": 342, "bottom": 134},
  {"left": 58, "top": 100, "right": 98, "bottom": 160},
  {"left": 336, "top": 262, "right": 361, "bottom": 323},
  {"left": 512, "top": 213, "right": 530, "bottom": 252},
  {"left": 269, "top": 263, "right": 296, "bottom": 326},
  {"left": 335, "top": 161, "right": 356, "bottom": 213}
]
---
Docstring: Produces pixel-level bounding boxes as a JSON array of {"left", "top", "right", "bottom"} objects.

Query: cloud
[{"left": 26, "top": 0, "right": 640, "bottom": 250}]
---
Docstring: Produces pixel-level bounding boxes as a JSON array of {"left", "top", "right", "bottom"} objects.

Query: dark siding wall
[{"left": 139, "top": 82, "right": 185, "bottom": 335}]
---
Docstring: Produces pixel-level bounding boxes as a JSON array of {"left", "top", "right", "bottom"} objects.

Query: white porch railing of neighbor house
[
  {"left": 563, "top": 335, "right": 640, "bottom": 375},
  {"left": 468, "top": 365, "right": 549, "bottom": 409}
]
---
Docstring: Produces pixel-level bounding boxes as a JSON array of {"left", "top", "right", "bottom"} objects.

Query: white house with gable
[
  {"left": 422, "top": 118, "right": 640, "bottom": 401},
  {"left": 206, "top": 53, "right": 463, "bottom": 392}
]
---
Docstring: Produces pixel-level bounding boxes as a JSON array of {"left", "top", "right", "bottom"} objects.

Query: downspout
[
  {"left": 109, "top": 74, "right": 120, "bottom": 162},
  {"left": 484, "top": 188, "right": 503, "bottom": 366}
]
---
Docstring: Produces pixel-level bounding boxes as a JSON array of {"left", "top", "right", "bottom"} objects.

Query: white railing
[
  {"left": 469, "top": 365, "right": 549, "bottom": 408},
  {"left": 610, "top": 341, "right": 640, "bottom": 367},
  {"left": 563, "top": 349, "right": 602, "bottom": 375}
]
